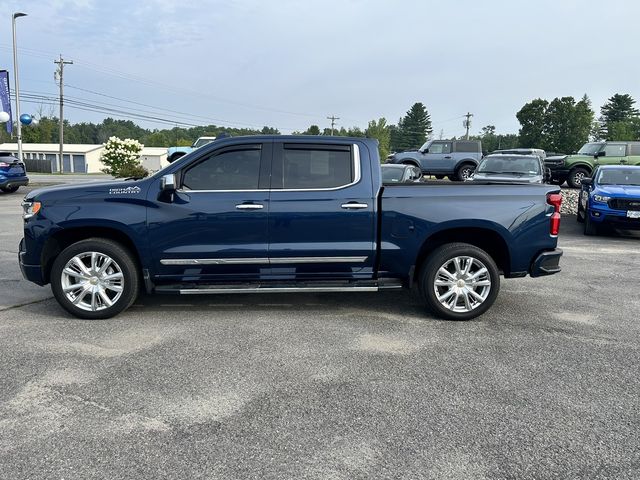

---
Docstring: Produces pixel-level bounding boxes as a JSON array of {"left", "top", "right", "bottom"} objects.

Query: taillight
[{"left": 546, "top": 192, "right": 562, "bottom": 236}]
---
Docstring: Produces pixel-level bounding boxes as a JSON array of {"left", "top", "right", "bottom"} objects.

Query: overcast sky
[{"left": 1, "top": 0, "right": 639, "bottom": 137}]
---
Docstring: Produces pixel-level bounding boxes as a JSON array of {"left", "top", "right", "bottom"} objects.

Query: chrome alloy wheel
[
  {"left": 433, "top": 256, "right": 491, "bottom": 313},
  {"left": 573, "top": 170, "right": 586, "bottom": 185},
  {"left": 60, "top": 252, "right": 124, "bottom": 312}
]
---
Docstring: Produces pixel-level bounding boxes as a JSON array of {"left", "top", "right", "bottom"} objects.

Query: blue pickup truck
[{"left": 19, "top": 135, "right": 563, "bottom": 321}]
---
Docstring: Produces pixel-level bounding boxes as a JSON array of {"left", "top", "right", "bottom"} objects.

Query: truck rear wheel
[
  {"left": 419, "top": 243, "right": 500, "bottom": 321},
  {"left": 50, "top": 238, "right": 140, "bottom": 319},
  {"left": 1, "top": 185, "right": 19, "bottom": 193}
]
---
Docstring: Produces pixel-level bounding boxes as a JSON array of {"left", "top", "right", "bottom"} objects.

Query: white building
[{"left": 0, "top": 143, "right": 168, "bottom": 173}]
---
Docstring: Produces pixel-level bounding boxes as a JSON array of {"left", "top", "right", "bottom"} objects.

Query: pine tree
[
  {"left": 599, "top": 94, "right": 639, "bottom": 139},
  {"left": 398, "top": 103, "right": 432, "bottom": 150}
]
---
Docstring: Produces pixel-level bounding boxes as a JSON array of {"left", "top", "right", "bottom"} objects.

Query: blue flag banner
[{"left": 0, "top": 70, "right": 13, "bottom": 134}]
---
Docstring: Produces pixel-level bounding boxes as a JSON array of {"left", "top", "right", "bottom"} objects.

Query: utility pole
[
  {"left": 327, "top": 115, "right": 340, "bottom": 136},
  {"left": 463, "top": 112, "right": 473, "bottom": 140},
  {"left": 54, "top": 54, "right": 72, "bottom": 173},
  {"left": 12, "top": 12, "right": 28, "bottom": 162}
]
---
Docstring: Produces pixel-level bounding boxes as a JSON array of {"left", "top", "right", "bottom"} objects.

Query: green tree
[
  {"left": 516, "top": 99, "right": 548, "bottom": 148},
  {"left": 365, "top": 118, "right": 391, "bottom": 161},
  {"left": 303, "top": 125, "right": 321, "bottom": 135},
  {"left": 397, "top": 103, "right": 432, "bottom": 151},
  {"left": 543, "top": 96, "right": 593, "bottom": 153},
  {"left": 599, "top": 94, "right": 640, "bottom": 140}
]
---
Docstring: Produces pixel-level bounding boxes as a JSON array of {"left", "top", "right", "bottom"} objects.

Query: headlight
[
  {"left": 21, "top": 200, "right": 41, "bottom": 219},
  {"left": 593, "top": 194, "right": 610, "bottom": 203}
]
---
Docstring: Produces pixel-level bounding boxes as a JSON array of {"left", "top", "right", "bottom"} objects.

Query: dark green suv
[{"left": 552, "top": 141, "right": 640, "bottom": 188}]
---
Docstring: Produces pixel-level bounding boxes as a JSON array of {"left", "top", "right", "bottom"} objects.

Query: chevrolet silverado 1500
[{"left": 19, "top": 135, "right": 563, "bottom": 320}]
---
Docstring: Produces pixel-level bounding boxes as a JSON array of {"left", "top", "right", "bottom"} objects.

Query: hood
[
  {"left": 596, "top": 184, "right": 640, "bottom": 197},
  {"left": 25, "top": 179, "right": 149, "bottom": 203},
  {"left": 471, "top": 173, "right": 542, "bottom": 184}
]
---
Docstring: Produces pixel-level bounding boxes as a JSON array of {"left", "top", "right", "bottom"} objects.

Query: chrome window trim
[
  {"left": 176, "top": 189, "right": 268, "bottom": 193},
  {"left": 160, "top": 256, "right": 368, "bottom": 266},
  {"left": 175, "top": 143, "right": 362, "bottom": 193},
  {"left": 277, "top": 143, "right": 362, "bottom": 192}
]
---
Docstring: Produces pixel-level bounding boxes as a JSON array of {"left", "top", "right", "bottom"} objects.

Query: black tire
[
  {"left": 435, "top": 175, "right": 445, "bottom": 180},
  {"left": 583, "top": 210, "right": 598, "bottom": 236},
  {"left": 1, "top": 185, "right": 19, "bottom": 193},
  {"left": 550, "top": 178, "right": 565, "bottom": 186},
  {"left": 454, "top": 163, "right": 475, "bottom": 182},
  {"left": 567, "top": 167, "right": 590, "bottom": 189},
  {"left": 168, "top": 152, "right": 186, "bottom": 163},
  {"left": 50, "top": 238, "right": 140, "bottom": 319},
  {"left": 418, "top": 242, "right": 500, "bottom": 321}
]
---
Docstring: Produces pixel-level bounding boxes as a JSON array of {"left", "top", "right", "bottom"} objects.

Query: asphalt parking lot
[{"left": 1, "top": 186, "right": 639, "bottom": 479}]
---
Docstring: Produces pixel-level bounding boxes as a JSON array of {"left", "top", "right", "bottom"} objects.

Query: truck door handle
[
  {"left": 235, "top": 203, "right": 264, "bottom": 210},
  {"left": 341, "top": 202, "right": 369, "bottom": 210},
  {"left": 444, "top": 156, "right": 452, "bottom": 159}
]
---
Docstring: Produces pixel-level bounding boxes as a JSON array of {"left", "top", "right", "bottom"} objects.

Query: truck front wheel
[
  {"left": 567, "top": 167, "right": 590, "bottom": 188},
  {"left": 419, "top": 243, "right": 500, "bottom": 321},
  {"left": 50, "top": 238, "right": 140, "bottom": 319},
  {"left": 455, "top": 164, "right": 475, "bottom": 181}
]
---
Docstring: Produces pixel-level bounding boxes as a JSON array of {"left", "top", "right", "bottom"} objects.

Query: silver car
[{"left": 470, "top": 154, "right": 547, "bottom": 184}]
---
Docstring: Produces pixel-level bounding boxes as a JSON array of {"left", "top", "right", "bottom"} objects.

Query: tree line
[{"left": 2, "top": 93, "right": 639, "bottom": 160}]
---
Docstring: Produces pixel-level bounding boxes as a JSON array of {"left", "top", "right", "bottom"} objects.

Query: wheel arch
[
  {"left": 568, "top": 162, "right": 593, "bottom": 174},
  {"left": 412, "top": 226, "right": 511, "bottom": 285},
  {"left": 41, "top": 226, "right": 143, "bottom": 284}
]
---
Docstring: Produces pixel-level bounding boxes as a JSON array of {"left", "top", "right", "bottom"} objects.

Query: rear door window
[
  {"left": 604, "top": 144, "right": 626, "bottom": 157},
  {"left": 273, "top": 144, "right": 354, "bottom": 189}
]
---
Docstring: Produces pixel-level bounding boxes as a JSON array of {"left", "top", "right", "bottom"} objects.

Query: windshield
[
  {"left": 418, "top": 140, "right": 431, "bottom": 152},
  {"left": 476, "top": 156, "right": 541, "bottom": 175},
  {"left": 193, "top": 138, "right": 215, "bottom": 148},
  {"left": 597, "top": 168, "right": 640, "bottom": 186},
  {"left": 381, "top": 167, "right": 405, "bottom": 182},
  {"left": 577, "top": 143, "right": 603, "bottom": 155}
]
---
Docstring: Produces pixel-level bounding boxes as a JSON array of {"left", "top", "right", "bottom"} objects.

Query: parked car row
[
  {"left": 0, "top": 152, "right": 29, "bottom": 193},
  {"left": 386, "top": 139, "right": 483, "bottom": 181},
  {"left": 547, "top": 141, "right": 640, "bottom": 188},
  {"left": 577, "top": 165, "right": 640, "bottom": 235}
]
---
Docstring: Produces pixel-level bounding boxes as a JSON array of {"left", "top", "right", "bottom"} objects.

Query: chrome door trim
[
  {"left": 160, "top": 258, "right": 270, "bottom": 266},
  {"left": 160, "top": 256, "right": 368, "bottom": 266},
  {"left": 269, "top": 256, "right": 368, "bottom": 264}
]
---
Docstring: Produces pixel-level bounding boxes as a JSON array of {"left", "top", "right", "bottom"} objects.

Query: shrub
[
  {"left": 117, "top": 163, "right": 149, "bottom": 179},
  {"left": 101, "top": 137, "right": 148, "bottom": 178}
]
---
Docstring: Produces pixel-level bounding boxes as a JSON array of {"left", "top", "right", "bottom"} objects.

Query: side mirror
[
  {"left": 581, "top": 177, "right": 593, "bottom": 185},
  {"left": 160, "top": 173, "right": 177, "bottom": 192},
  {"left": 595, "top": 151, "right": 605, "bottom": 158},
  {"left": 420, "top": 148, "right": 428, "bottom": 154}
]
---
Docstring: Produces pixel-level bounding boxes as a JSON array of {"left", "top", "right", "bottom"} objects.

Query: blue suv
[
  {"left": 577, "top": 165, "right": 640, "bottom": 235},
  {"left": 386, "top": 139, "right": 483, "bottom": 181},
  {"left": 0, "top": 153, "right": 29, "bottom": 193}
]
